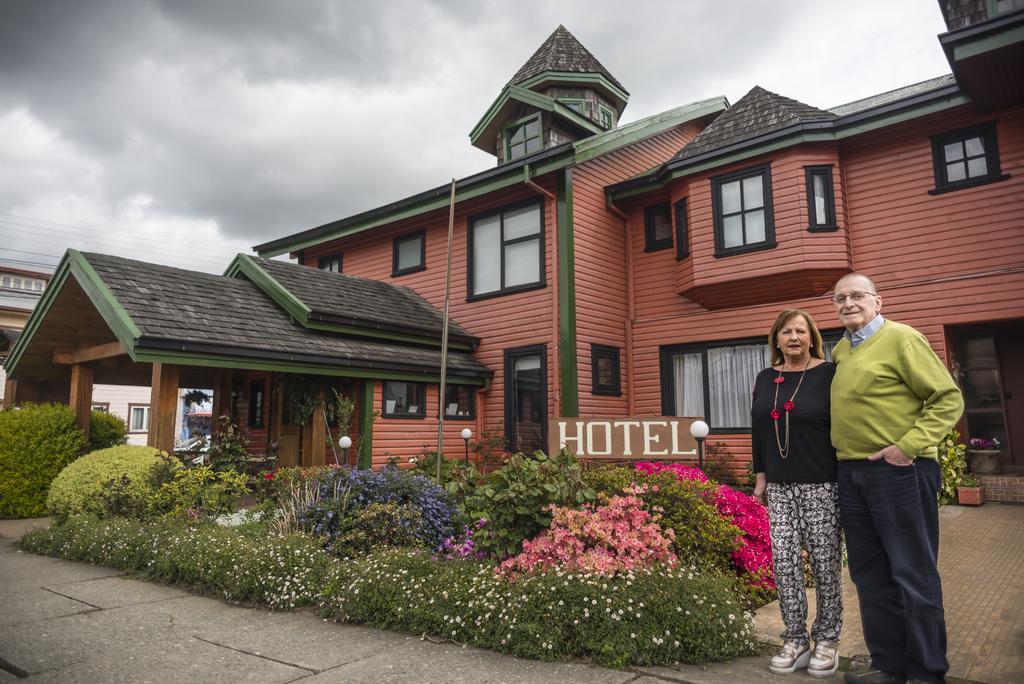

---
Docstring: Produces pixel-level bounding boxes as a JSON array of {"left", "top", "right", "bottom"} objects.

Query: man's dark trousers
[{"left": 838, "top": 458, "right": 948, "bottom": 684}]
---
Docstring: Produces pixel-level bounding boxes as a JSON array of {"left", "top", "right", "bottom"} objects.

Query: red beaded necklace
[{"left": 771, "top": 357, "right": 811, "bottom": 459}]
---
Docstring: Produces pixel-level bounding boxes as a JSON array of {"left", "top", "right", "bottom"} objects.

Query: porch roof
[{"left": 4, "top": 250, "right": 491, "bottom": 385}]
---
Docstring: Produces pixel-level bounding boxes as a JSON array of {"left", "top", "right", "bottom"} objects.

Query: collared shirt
[{"left": 844, "top": 314, "right": 886, "bottom": 348}]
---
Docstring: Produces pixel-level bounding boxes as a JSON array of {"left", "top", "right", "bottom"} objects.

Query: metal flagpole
[{"left": 436, "top": 178, "right": 457, "bottom": 484}]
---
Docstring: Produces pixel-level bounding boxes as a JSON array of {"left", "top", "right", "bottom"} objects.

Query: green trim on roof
[
  {"left": 574, "top": 98, "right": 729, "bottom": 164},
  {"left": 952, "top": 23, "right": 1024, "bottom": 60},
  {"left": 258, "top": 150, "right": 576, "bottom": 257},
  {"left": 2, "top": 258, "right": 72, "bottom": 376},
  {"left": 357, "top": 379, "right": 374, "bottom": 468},
  {"left": 607, "top": 93, "right": 972, "bottom": 201},
  {"left": 303, "top": 320, "right": 474, "bottom": 352},
  {"left": 556, "top": 168, "right": 579, "bottom": 417},
  {"left": 132, "top": 347, "right": 487, "bottom": 385},
  {"left": 226, "top": 254, "right": 311, "bottom": 323},
  {"left": 470, "top": 85, "right": 601, "bottom": 146},
  {"left": 514, "top": 71, "right": 630, "bottom": 110}
]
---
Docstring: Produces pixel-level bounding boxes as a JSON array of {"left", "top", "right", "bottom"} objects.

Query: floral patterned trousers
[{"left": 766, "top": 482, "right": 843, "bottom": 645}]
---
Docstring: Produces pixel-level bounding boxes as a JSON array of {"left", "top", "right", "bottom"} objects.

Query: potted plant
[
  {"left": 967, "top": 437, "right": 1002, "bottom": 475},
  {"left": 957, "top": 474, "right": 985, "bottom": 506}
]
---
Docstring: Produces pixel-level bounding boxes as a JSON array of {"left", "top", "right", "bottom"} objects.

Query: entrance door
[
  {"left": 956, "top": 320, "right": 1024, "bottom": 468},
  {"left": 504, "top": 345, "right": 547, "bottom": 454},
  {"left": 274, "top": 386, "right": 301, "bottom": 467}
]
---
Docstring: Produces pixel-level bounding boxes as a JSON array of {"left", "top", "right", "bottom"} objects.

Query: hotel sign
[{"left": 549, "top": 417, "right": 702, "bottom": 461}]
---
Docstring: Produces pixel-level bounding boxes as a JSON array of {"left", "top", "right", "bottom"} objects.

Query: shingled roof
[
  {"left": 673, "top": 86, "right": 836, "bottom": 162},
  {"left": 82, "top": 252, "right": 489, "bottom": 378},
  {"left": 508, "top": 25, "right": 627, "bottom": 94},
  {"left": 246, "top": 256, "right": 477, "bottom": 345}
]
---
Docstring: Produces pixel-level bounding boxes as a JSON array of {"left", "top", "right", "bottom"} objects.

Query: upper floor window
[
  {"left": 994, "top": 0, "right": 1024, "bottom": 15},
  {"left": 712, "top": 164, "right": 776, "bottom": 257},
  {"left": 382, "top": 381, "right": 425, "bottom": 419},
  {"left": 930, "top": 123, "right": 1006, "bottom": 194},
  {"left": 506, "top": 113, "right": 542, "bottom": 161},
  {"left": 599, "top": 105, "right": 614, "bottom": 129},
  {"left": 674, "top": 198, "right": 690, "bottom": 260},
  {"left": 392, "top": 230, "right": 425, "bottom": 277},
  {"left": 468, "top": 199, "right": 545, "bottom": 300},
  {"left": 643, "top": 202, "right": 673, "bottom": 252},
  {"left": 805, "top": 165, "right": 837, "bottom": 231},
  {"left": 558, "top": 98, "right": 585, "bottom": 114},
  {"left": 0, "top": 275, "right": 45, "bottom": 292},
  {"left": 318, "top": 254, "right": 342, "bottom": 272}
]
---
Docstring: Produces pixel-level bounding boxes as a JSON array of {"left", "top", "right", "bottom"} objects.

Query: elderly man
[{"left": 829, "top": 273, "right": 963, "bottom": 684}]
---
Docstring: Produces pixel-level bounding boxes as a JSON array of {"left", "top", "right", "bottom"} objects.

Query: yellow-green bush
[
  {"left": 88, "top": 410, "right": 128, "bottom": 451},
  {"left": 46, "top": 445, "right": 181, "bottom": 521},
  {"left": 0, "top": 403, "right": 87, "bottom": 518},
  {"left": 149, "top": 465, "right": 250, "bottom": 519}
]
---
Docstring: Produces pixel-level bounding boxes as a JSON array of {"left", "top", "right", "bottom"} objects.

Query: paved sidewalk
[{"left": 1, "top": 504, "right": 1020, "bottom": 683}]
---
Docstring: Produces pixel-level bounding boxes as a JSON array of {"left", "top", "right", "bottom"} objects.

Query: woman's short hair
[{"left": 768, "top": 309, "right": 825, "bottom": 366}]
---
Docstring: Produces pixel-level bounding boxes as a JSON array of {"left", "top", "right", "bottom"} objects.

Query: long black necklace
[{"left": 771, "top": 357, "right": 811, "bottom": 459}]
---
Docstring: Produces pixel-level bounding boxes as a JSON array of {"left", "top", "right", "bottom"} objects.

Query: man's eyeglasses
[{"left": 830, "top": 291, "right": 878, "bottom": 305}]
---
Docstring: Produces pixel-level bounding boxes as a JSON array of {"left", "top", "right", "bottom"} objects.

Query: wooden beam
[
  {"left": 309, "top": 390, "right": 327, "bottom": 466},
  {"left": 148, "top": 362, "right": 180, "bottom": 454},
  {"left": 2, "top": 378, "right": 16, "bottom": 409},
  {"left": 212, "top": 368, "right": 233, "bottom": 425},
  {"left": 68, "top": 364, "right": 94, "bottom": 439},
  {"left": 53, "top": 341, "right": 127, "bottom": 365}
]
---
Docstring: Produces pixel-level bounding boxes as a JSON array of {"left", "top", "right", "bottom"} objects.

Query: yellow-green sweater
[{"left": 831, "top": 320, "right": 964, "bottom": 460}]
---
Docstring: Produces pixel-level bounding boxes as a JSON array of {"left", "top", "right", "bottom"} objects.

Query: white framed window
[{"left": 128, "top": 404, "right": 150, "bottom": 433}]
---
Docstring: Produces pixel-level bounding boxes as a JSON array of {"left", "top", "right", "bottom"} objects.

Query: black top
[{"left": 751, "top": 362, "right": 837, "bottom": 483}]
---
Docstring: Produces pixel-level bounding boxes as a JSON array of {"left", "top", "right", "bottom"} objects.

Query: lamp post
[
  {"left": 689, "top": 420, "right": 709, "bottom": 472},
  {"left": 339, "top": 435, "right": 352, "bottom": 468},
  {"left": 461, "top": 428, "right": 473, "bottom": 464}
]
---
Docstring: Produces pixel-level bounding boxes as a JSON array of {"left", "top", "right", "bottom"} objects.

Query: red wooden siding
[{"left": 572, "top": 123, "right": 703, "bottom": 419}]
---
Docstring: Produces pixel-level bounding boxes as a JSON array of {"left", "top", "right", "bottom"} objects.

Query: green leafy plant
[
  {"left": 46, "top": 445, "right": 179, "bottom": 521},
  {"left": 937, "top": 429, "right": 967, "bottom": 505},
  {"left": 149, "top": 465, "right": 251, "bottom": 519},
  {"left": 464, "top": 450, "right": 596, "bottom": 558},
  {"left": 959, "top": 474, "right": 982, "bottom": 488},
  {"left": 328, "top": 502, "right": 423, "bottom": 556},
  {"left": 88, "top": 410, "right": 128, "bottom": 451},
  {"left": 0, "top": 403, "right": 87, "bottom": 517},
  {"left": 207, "top": 415, "right": 250, "bottom": 473}
]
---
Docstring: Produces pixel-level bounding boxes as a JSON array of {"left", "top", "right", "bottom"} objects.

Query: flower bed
[{"left": 21, "top": 515, "right": 757, "bottom": 669}]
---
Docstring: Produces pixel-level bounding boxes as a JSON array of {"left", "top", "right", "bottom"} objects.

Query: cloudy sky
[{"left": 0, "top": 0, "right": 952, "bottom": 274}]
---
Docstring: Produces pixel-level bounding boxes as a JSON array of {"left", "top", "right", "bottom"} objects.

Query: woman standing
[{"left": 752, "top": 309, "right": 842, "bottom": 678}]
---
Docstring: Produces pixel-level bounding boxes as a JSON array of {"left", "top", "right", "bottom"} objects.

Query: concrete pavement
[{"left": 2, "top": 503, "right": 1020, "bottom": 683}]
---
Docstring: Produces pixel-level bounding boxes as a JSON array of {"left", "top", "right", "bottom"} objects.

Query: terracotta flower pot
[
  {"left": 957, "top": 486, "right": 985, "bottom": 506},
  {"left": 967, "top": 449, "right": 1001, "bottom": 475}
]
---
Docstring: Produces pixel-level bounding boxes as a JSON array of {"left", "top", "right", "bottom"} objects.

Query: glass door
[{"left": 504, "top": 345, "right": 547, "bottom": 454}]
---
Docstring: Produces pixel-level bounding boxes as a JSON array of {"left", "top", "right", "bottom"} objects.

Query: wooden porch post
[
  {"left": 68, "top": 364, "right": 94, "bottom": 440},
  {"left": 309, "top": 390, "right": 327, "bottom": 466},
  {"left": 148, "top": 362, "right": 180, "bottom": 453},
  {"left": 2, "top": 378, "right": 16, "bottom": 409},
  {"left": 212, "top": 368, "right": 233, "bottom": 426}
]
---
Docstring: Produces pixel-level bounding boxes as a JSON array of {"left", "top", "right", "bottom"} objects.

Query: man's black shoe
[{"left": 843, "top": 671, "right": 905, "bottom": 684}]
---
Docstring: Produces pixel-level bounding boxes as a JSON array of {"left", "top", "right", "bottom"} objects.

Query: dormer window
[
  {"left": 599, "top": 105, "right": 614, "bottom": 130},
  {"left": 506, "top": 113, "right": 542, "bottom": 161},
  {"left": 558, "top": 98, "right": 585, "bottom": 114}
]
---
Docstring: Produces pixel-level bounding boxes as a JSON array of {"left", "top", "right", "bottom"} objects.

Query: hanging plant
[{"left": 283, "top": 374, "right": 321, "bottom": 427}]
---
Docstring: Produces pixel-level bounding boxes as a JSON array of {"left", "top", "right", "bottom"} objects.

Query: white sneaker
[
  {"left": 807, "top": 639, "right": 839, "bottom": 678},
  {"left": 768, "top": 640, "right": 811, "bottom": 674}
]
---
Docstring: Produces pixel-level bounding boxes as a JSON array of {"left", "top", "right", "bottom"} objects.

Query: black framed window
[
  {"left": 674, "top": 198, "right": 690, "bottom": 260},
  {"left": 504, "top": 345, "right": 547, "bottom": 454},
  {"left": 805, "top": 165, "right": 837, "bottom": 231},
  {"left": 712, "top": 164, "right": 776, "bottom": 257},
  {"left": 318, "top": 254, "right": 342, "bottom": 272},
  {"left": 392, "top": 230, "right": 425, "bottom": 277},
  {"left": 660, "top": 334, "right": 842, "bottom": 432},
  {"left": 591, "top": 344, "right": 621, "bottom": 396},
  {"left": 929, "top": 123, "right": 1007, "bottom": 194},
  {"left": 248, "top": 380, "right": 265, "bottom": 428},
  {"left": 382, "top": 381, "right": 426, "bottom": 419},
  {"left": 444, "top": 385, "right": 476, "bottom": 420},
  {"left": 644, "top": 202, "right": 673, "bottom": 252},
  {"left": 506, "top": 113, "right": 542, "bottom": 161},
  {"left": 468, "top": 198, "right": 545, "bottom": 300}
]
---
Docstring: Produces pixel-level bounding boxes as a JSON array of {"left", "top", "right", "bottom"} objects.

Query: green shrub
[
  {"left": 328, "top": 502, "right": 423, "bottom": 556},
  {"left": 46, "top": 445, "right": 180, "bottom": 521},
  {"left": 583, "top": 466, "right": 740, "bottom": 572},
  {"left": 149, "top": 465, "right": 250, "bottom": 520},
  {"left": 938, "top": 429, "right": 967, "bottom": 505},
  {"left": 321, "top": 549, "right": 757, "bottom": 668},
  {"left": 88, "top": 410, "right": 128, "bottom": 451},
  {"left": 464, "top": 450, "right": 596, "bottom": 558},
  {"left": 0, "top": 403, "right": 87, "bottom": 518}
]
